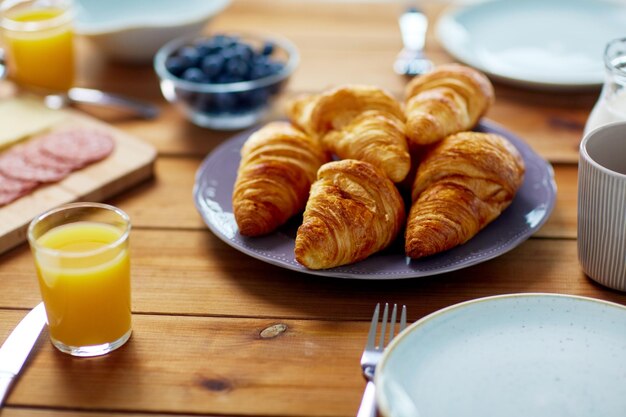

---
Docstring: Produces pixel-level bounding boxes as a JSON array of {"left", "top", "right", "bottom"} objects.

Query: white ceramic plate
[
  {"left": 376, "top": 293, "right": 626, "bottom": 417},
  {"left": 436, "top": 0, "right": 626, "bottom": 89}
]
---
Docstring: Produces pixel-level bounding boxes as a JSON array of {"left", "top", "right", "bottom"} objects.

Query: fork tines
[
  {"left": 368, "top": 303, "right": 407, "bottom": 350},
  {"left": 358, "top": 303, "right": 408, "bottom": 416}
]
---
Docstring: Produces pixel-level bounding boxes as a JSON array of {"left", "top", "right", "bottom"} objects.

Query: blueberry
[
  {"left": 171, "top": 35, "right": 286, "bottom": 87},
  {"left": 244, "top": 88, "right": 270, "bottom": 107},
  {"left": 165, "top": 56, "right": 188, "bottom": 77},
  {"left": 267, "top": 61, "right": 285, "bottom": 76},
  {"left": 178, "top": 46, "right": 202, "bottom": 67},
  {"left": 249, "top": 65, "right": 268, "bottom": 80},
  {"left": 213, "top": 34, "right": 238, "bottom": 49},
  {"left": 236, "top": 88, "right": 269, "bottom": 111},
  {"left": 181, "top": 67, "right": 205, "bottom": 83},
  {"left": 194, "top": 93, "right": 215, "bottom": 113},
  {"left": 233, "top": 43, "right": 254, "bottom": 61},
  {"left": 250, "top": 59, "right": 277, "bottom": 79},
  {"left": 212, "top": 34, "right": 228, "bottom": 43},
  {"left": 201, "top": 54, "right": 224, "bottom": 78},
  {"left": 261, "top": 42, "right": 275, "bottom": 56},
  {"left": 219, "top": 46, "right": 238, "bottom": 62},
  {"left": 213, "top": 93, "right": 237, "bottom": 112},
  {"left": 215, "top": 73, "right": 241, "bottom": 83},
  {"left": 224, "top": 56, "right": 249, "bottom": 79},
  {"left": 251, "top": 54, "right": 270, "bottom": 66},
  {"left": 195, "top": 38, "right": 221, "bottom": 56}
]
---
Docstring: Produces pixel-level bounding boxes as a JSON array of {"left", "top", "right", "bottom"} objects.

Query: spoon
[
  {"left": 44, "top": 88, "right": 160, "bottom": 120},
  {"left": 394, "top": 6, "right": 433, "bottom": 77}
]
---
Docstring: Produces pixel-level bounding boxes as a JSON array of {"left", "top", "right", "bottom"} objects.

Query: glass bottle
[{"left": 584, "top": 37, "right": 626, "bottom": 136}]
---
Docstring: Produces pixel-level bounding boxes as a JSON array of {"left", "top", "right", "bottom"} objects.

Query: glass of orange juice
[
  {"left": 0, "top": 0, "right": 75, "bottom": 92},
  {"left": 27, "top": 202, "right": 132, "bottom": 357}
]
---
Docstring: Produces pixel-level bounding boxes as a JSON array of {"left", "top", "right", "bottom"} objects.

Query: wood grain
[
  {"left": 2, "top": 230, "right": 621, "bottom": 320},
  {"left": 0, "top": 2, "right": 611, "bottom": 416},
  {"left": 8, "top": 313, "right": 366, "bottom": 417},
  {"left": 5, "top": 267, "right": 626, "bottom": 417},
  {"left": 539, "top": 164, "right": 577, "bottom": 239},
  {"left": 1, "top": 411, "right": 182, "bottom": 417}
]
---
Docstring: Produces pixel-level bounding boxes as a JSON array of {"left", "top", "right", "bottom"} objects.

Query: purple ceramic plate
[{"left": 193, "top": 120, "right": 557, "bottom": 279}]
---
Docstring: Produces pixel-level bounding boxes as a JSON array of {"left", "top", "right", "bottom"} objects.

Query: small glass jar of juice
[
  {"left": 27, "top": 202, "right": 132, "bottom": 357},
  {"left": 0, "top": 0, "right": 75, "bottom": 92}
]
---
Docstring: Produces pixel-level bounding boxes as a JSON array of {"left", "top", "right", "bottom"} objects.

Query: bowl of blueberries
[{"left": 154, "top": 32, "right": 299, "bottom": 130}]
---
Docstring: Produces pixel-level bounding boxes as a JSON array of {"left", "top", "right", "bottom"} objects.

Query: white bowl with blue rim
[{"left": 73, "top": 0, "right": 230, "bottom": 63}]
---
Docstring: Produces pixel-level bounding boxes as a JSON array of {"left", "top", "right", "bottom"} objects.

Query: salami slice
[
  {"left": 0, "top": 152, "right": 70, "bottom": 183},
  {"left": 0, "top": 128, "right": 115, "bottom": 203},
  {"left": 0, "top": 172, "right": 38, "bottom": 206},
  {"left": 0, "top": 188, "right": 24, "bottom": 206},
  {"left": 40, "top": 129, "right": 115, "bottom": 167},
  {"left": 0, "top": 171, "right": 38, "bottom": 193},
  {"left": 21, "top": 139, "right": 81, "bottom": 171}
]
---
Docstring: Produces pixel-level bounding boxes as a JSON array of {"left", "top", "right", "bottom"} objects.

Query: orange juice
[
  {"left": 34, "top": 221, "right": 131, "bottom": 348},
  {"left": 2, "top": 7, "right": 74, "bottom": 91}
]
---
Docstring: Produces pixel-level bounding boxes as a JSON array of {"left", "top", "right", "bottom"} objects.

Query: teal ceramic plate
[
  {"left": 376, "top": 293, "right": 626, "bottom": 417},
  {"left": 436, "top": 0, "right": 626, "bottom": 89}
]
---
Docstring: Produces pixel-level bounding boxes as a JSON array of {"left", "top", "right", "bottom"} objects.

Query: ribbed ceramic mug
[{"left": 578, "top": 122, "right": 626, "bottom": 291}]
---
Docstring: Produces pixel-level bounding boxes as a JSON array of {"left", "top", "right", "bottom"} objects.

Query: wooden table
[{"left": 0, "top": 1, "right": 622, "bottom": 416}]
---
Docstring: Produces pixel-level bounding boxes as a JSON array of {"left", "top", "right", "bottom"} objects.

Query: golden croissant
[
  {"left": 405, "top": 131, "right": 525, "bottom": 259},
  {"left": 232, "top": 121, "right": 330, "bottom": 237},
  {"left": 287, "top": 85, "right": 411, "bottom": 183},
  {"left": 404, "top": 64, "right": 495, "bottom": 147},
  {"left": 295, "top": 159, "right": 405, "bottom": 269}
]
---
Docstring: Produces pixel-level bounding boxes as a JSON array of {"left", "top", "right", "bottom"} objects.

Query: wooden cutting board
[{"left": 0, "top": 98, "right": 157, "bottom": 255}]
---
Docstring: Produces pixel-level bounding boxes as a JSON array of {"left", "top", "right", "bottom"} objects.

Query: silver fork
[
  {"left": 357, "top": 303, "right": 407, "bottom": 417},
  {"left": 394, "top": 6, "right": 433, "bottom": 77}
]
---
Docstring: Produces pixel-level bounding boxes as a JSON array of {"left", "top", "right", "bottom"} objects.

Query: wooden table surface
[{"left": 1, "top": 1, "right": 623, "bottom": 416}]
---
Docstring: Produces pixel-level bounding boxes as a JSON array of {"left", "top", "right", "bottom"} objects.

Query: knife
[
  {"left": 44, "top": 88, "right": 160, "bottom": 120},
  {"left": 0, "top": 302, "right": 47, "bottom": 407}
]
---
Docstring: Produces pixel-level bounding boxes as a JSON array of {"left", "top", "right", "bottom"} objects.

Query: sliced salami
[
  {"left": 0, "top": 188, "right": 24, "bottom": 206},
  {"left": 21, "top": 139, "right": 81, "bottom": 171},
  {"left": 0, "top": 172, "right": 38, "bottom": 206},
  {"left": 0, "top": 152, "right": 70, "bottom": 183},
  {"left": 40, "top": 129, "right": 115, "bottom": 168},
  {"left": 0, "top": 171, "right": 38, "bottom": 193},
  {"left": 0, "top": 128, "right": 116, "bottom": 205}
]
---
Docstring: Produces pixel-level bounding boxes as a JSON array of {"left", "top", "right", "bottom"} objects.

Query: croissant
[
  {"left": 232, "top": 121, "right": 330, "bottom": 237},
  {"left": 404, "top": 64, "right": 495, "bottom": 147},
  {"left": 405, "top": 131, "right": 525, "bottom": 259},
  {"left": 295, "top": 159, "right": 405, "bottom": 269},
  {"left": 287, "top": 85, "right": 411, "bottom": 183}
]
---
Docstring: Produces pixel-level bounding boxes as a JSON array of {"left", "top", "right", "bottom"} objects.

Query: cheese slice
[{"left": 0, "top": 97, "right": 66, "bottom": 150}]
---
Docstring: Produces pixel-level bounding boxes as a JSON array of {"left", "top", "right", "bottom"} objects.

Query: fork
[
  {"left": 393, "top": 6, "right": 433, "bottom": 77},
  {"left": 357, "top": 303, "right": 407, "bottom": 417}
]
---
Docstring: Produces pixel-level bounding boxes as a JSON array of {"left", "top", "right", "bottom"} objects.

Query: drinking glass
[
  {"left": 0, "top": 0, "right": 75, "bottom": 92},
  {"left": 27, "top": 202, "right": 132, "bottom": 357}
]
